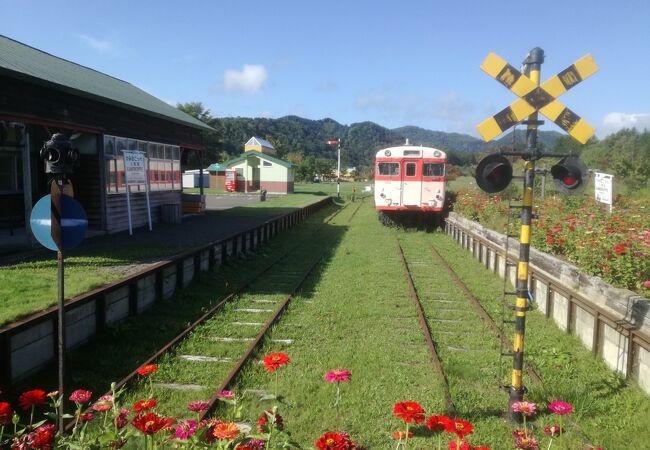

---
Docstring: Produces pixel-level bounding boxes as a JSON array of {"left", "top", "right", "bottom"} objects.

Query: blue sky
[{"left": 2, "top": 0, "right": 649, "bottom": 139}]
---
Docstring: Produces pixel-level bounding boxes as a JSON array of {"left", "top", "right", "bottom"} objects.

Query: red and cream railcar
[{"left": 374, "top": 145, "right": 447, "bottom": 212}]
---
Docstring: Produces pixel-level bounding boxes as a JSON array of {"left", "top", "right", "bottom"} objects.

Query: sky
[{"left": 2, "top": 0, "right": 649, "bottom": 139}]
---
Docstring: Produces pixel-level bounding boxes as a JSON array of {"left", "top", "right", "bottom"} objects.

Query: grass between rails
[
  {"left": 11, "top": 200, "right": 649, "bottom": 449},
  {"left": 0, "top": 194, "right": 328, "bottom": 326},
  {"left": 10, "top": 203, "right": 344, "bottom": 398},
  {"left": 428, "top": 233, "right": 650, "bottom": 449}
]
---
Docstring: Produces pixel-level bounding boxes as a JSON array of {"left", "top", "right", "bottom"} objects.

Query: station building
[
  {"left": 225, "top": 137, "right": 295, "bottom": 194},
  {"left": 0, "top": 35, "right": 213, "bottom": 247}
]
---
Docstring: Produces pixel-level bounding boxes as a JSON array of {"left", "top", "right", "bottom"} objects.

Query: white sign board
[
  {"left": 123, "top": 150, "right": 147, "bottom": 185},
  {"left": 595, "top": 172, "right": 613, "bottom": 206}
]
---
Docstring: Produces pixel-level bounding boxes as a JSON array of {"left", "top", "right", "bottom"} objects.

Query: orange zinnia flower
[
  {"left": 263, "top": 352, "right": 290, "bottom": 373},
  {"left": 137, "top": 364, "right": 158, "bottom": 376},
  {"left": 212, "top": 421, "right": 240, "bottom": 440}
]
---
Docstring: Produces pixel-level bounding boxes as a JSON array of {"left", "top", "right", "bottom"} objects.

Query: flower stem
[
  {"left": 29, "top": 405, "right": 34, "bottom": 427},
  {"left": 404, "top": 421, "right": 410, "bottom": 450}
]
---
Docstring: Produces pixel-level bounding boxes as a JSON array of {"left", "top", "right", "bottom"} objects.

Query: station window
[
  {"left": 104, "top": 134, "right": 181, "bottom": 194},
  {"left": 423, "top": 163, "right": 445, "bottom": 177},
  {"left": 378, "top": 162, "right": 399, "bottom": 176},
  {"left": 405, "top": 162, "right": 416, "bottom": 177},
  {"left": 0, "top": 123, "right": 25, "bottom": 194}
]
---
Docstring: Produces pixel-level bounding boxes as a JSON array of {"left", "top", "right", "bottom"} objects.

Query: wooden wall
[{"left": 106, "top": 191, "right": 181, "bottom": 234}]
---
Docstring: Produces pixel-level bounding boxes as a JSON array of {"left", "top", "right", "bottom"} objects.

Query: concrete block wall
[
  {"left": 0, "top": 197, "right": 333, "bottom": 385},
  {"left": 446, "top": 212, "right": 650, "bottom": 395}
]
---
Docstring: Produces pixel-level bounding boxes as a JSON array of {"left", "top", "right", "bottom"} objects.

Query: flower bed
[
  {"left": 453, "top": 190, "right": 650, "bottom": 295},
  {"left": 0, "top": 355, "right": 604, "bottom": 450}
]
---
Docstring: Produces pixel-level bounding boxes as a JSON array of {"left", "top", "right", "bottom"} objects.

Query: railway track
[
  {"left": 395, "top": 237, "right": 543, "bottom": 419},
  {"left": 67, "top": 200, "right": 353, "bottom": 428}
]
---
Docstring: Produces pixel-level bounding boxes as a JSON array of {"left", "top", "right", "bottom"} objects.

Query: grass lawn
[{"left": 0, "top": 195, "right": 329, "bottom": 327}]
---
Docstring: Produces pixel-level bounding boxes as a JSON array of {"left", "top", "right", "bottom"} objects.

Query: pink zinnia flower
[
  {"left": 217, "top": 390, "right": 235, "bottom": 400},
  {"left": 643, "top": 280, "right": 650, "bottom": 289},
  {"left": 80, "top": 411, "right": 94, "bottom": 423},
  {"left": 548, "top": 400, "right": 573, "bottom": 415},
  {"left": 187, "top": 400, "right": 210, "bottom": 412},
  {"left": 92, "top": 395, "right": 114, "bottom": 412},
  {"left": 174, "top": 419, "right": 198, "bottom": 440},
  {"left": 69, "top": 389, "right": 92, "bottom": 404},
  {"left": 511, "top": 401, "right": 537, "bottom": 416},
  {"left": 325, "top": 368, "right": 351, "bottom": 383}
]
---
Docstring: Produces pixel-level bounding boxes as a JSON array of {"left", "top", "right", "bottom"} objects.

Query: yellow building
[{"left": 244, "top": 136, "right": 275, "bottom": 155}]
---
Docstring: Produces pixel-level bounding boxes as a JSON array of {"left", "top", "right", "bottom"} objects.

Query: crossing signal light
[
  {"left": 550, "top": 156, "right": 588, "bottom": 194},
  {"left": 475, "top": 153, "right": 513, "bottom": 193},
  {"left": 40, "top": 133, "right": 79, "bottom": 174}
]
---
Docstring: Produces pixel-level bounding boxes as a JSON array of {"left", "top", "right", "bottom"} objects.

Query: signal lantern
[
  {"left": 40, "top": 133, "right": 79, "bottom": 174},
  {"left": 475, "top": 153, "right": 513, "bottom": 193},
  {"left": 550, "top": 156, "right": 588, "bottom": 194}
]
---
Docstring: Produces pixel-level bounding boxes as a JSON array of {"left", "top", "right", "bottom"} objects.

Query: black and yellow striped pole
[{"left": 508, "top": 47, "right": 544, "bottom": 422}]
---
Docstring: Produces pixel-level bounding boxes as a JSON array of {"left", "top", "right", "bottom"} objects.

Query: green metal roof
[
  {"left": 0, "top": 35, "right": 214, "bottom": 132},
  {"left": 206, "top": 163, "right": 227, "bottom": 172},
  {"left": 225, "top": 151, "right": 296, "bottom": 169}
]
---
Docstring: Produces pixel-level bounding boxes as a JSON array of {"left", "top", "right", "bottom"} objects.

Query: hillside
[{"left": 176, "top": 103, "right": 563, "bottom": 169}]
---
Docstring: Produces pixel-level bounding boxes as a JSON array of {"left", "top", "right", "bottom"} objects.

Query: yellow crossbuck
[{"left": 477, "top": 53, "right": 598, "bottom": 144}]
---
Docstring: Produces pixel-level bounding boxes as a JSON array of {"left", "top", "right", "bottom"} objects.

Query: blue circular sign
[{"left": 30, "top": 194, "right": 88, "bottom": 251}]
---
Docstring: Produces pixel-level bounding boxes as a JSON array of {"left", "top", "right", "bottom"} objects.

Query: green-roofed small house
[
  {"left": 0, "top": 35, "right": 214, "bottom": 246},
  {"left": 206, "top": 163, "right": 227, "bottom": 191},
  {"left": 225, "top": 149, "right": 295, "bottom": 194}
]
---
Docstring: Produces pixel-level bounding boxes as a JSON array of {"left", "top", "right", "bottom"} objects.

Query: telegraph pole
[{"left": 337, "top": 138, "right": 341, "bottom": 197}]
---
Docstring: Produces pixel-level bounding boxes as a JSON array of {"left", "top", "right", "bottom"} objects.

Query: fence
[
  {"left": 0, "top": 197, "right": 332, "bottom": 386},
  {"left": 445, "top": 212, "right": 650, "bottom": 395}
]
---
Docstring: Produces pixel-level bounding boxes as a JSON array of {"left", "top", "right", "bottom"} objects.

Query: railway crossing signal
[
  {"left": 475, "top": 153, "right": 513, "bottom": 193},
  {"left": 477, "top": 53, "right": 598, "bottom": 144},
  {"left": 551, "top": 156, "right": 589, "bottom": 194},
  {"left": 474, "top": 47, "right": 597, "bottom": 423}
]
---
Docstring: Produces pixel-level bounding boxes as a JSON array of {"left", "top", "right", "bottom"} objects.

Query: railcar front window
[
  {"left": 423, "top": 163, "right": 444, "bottom": 177},
  {"left": 406, "top": 162, "right": 416, "bottom": 177},
  {"left": 378, "top": 162, "right": 399, "bottom": 176}
]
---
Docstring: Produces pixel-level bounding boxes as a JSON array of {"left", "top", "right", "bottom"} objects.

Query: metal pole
[
  {"left": 337, "top": 139, "right": 341, "bottom": 197},
  {"left": 51, "top": 177, "right": 66, "bottom": 434},
  {"left": 57, "top": 249, "right": 65, "bottom": 434},
  {"left": 508, "top": 47, "right": 544, "bottom": 422}
]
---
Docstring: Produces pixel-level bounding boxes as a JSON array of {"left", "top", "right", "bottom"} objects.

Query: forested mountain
[{"left": 182, "top": 102, "right": 563, "bottom": 171}]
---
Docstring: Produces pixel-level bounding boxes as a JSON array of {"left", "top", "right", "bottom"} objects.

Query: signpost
[
  {"left": 122, "top": 150, "right": 152, "bottom": 235},
  {"left": 474, "top": 48, "right": 598, "bottom": 422},
  {"left": 595, "top": 172, "right": 614, "bottom": 213}
]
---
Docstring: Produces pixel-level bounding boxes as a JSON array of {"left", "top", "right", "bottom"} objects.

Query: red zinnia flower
[
  {"left": 262, "top": 352, "right": 290, "bottom": 373},
  {"left": 18, "top": 389, "right": 47, "bottom": 410},
  {"left": 445, "top": 418, "right": 473, "bottom": 439},
  {"left": 393, "top": 401, "right": 425, "bottom": 424},
  {"left": 136, "top": 364, "right": 159, "bottom": 376},
  {"left": 134, "top": 399, "right": 157, "bottom": 413},
  {"left": 69, "top": 389, "right": 92, "bottom": 404},
  {"left": 0, "top": 401, "right": 13, "bottom": 425},
  {"left": 544, "top": 424, "right": 562, "bottom": 437},
  {"left": 32, "top": 423, "right": 56, "bottom": 450},
  {"left": 426, "top": 415, "right": 450, "bottom": 432},
  {"left": 257, "top": 410, "right": 284, "bottom": 433},
  {"left": 114, "top": 409, "right": 130, "bottom": 429},
  {"left": 614, "top": 244, "right": 626, "bottom": 255},
  {"left": 448, "top": 440, "right": 473, "bottom": 450},
  {"left": 132, "top": 412, "right": 174, "bottom": 435},
  {"left": 315, "top": 431, "right": 355, "bottom": 450}
]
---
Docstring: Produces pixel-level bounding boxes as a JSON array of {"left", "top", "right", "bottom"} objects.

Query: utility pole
[{"left": 337, "top": 138, "right": 341, "bottom": 197}]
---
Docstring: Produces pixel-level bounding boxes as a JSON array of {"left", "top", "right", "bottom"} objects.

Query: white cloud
[
  {"left": 74, "top": 34, "right": 120, "bottom": 57},
  {"left": 223, "top": 64, "right": 267, "bottom": 94},
  {"left": 601, "top": 112, "right": 650, "bottom": 136}
]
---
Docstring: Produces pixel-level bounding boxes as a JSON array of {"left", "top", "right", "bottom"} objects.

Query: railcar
[{"left": 374, "top": 143, "right": 447, "bottom": 226}]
